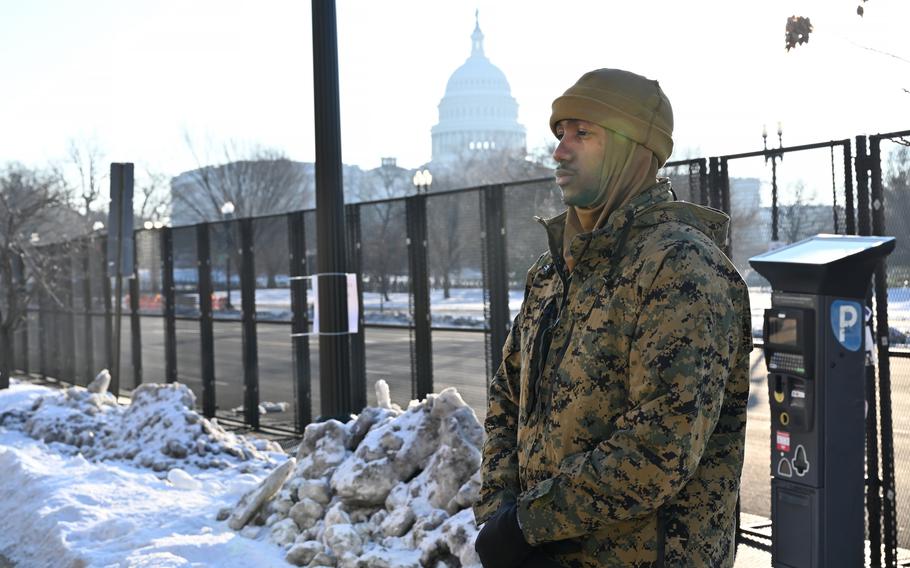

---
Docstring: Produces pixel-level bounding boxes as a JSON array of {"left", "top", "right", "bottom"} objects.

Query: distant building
[{"left": 431, "top": 13, "right": 526, "bottom": 163}]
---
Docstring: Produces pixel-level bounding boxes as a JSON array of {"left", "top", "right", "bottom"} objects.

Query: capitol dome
[{"left": 431, "top": 14, "right": 526, "bottom": 162}]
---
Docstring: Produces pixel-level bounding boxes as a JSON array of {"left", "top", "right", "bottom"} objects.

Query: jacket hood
[{"left": 632, "top": 193, "right": 730, "bottom": 249}]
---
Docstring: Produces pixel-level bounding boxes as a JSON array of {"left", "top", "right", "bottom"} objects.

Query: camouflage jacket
[{"left": 474, "top": 182, "right": 752, "bottom": 567}]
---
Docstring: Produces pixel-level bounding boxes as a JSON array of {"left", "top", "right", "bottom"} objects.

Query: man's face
[{"left": 553, "top": 119, "right": 607, "bottom": 207}]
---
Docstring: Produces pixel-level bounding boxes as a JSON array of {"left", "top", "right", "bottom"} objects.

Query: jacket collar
[{"left": 535, "top": 180, "right": 674, "bottom": 274}]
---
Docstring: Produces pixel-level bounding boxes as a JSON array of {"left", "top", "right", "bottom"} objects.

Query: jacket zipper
[
  {"left": 656, "top": 510, "right": 666, "bottom": 567},
  {"left": 538, "top": 274, "right": 574, "bottom": 421}
]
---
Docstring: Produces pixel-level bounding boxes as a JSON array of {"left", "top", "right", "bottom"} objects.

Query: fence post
[
  {"left": 239, "top": 218, "right": 260, "bottom": 429},
  {"left": 870, "top": 136, "right": 898, "bottom": 566},
  {"left": 708, "top": 157, "right": 722, "bottom": 211},
  {"left": 855, "top": 136, "right": 871, "bottom": 237},
  {"left": 843, "top": 140, "right": 856, "bottom": 236},
  {"left": 102, "top": 237, "right": 114, "bottom": 380},
  {"left": 345, "top": 204, "right": 366, "bottom": 411},
  {"left": 288, "top": 211, "right": 312, "bottom": 431},
  {"left": 81, "top": 243, "right": 93, "bottom": 382},
  {"left": 161, "top": 228, "right": 177, "bottom": 383},
  {"left": 62, "top": 246, "right": 76, "bottom": 383},
  {"left": 47, "top": 246, "right": 60, "bottom": 380},
  {"left": 720, "top": 158, "right": 732, "bottom": 257},
  {"left": 14, "top": 253, "right": 27, "bottom": 375},
  {"left": 38, "top": 276, "right": 47, "bottom": 379},
  {"left": 196, "top": 223, "right": 216, "bottom": 418},
  {"left": 406, "top": 194, "right": 433, "bottom": 400},
  {"left": 483, "top": 185, "right": 510, "bottom": 378},
  {"left": 698, "top": 158, "right": 709, "bottom": 207},
  {"left": 129, "top": 235, "right": 142, "bottom": 389}
]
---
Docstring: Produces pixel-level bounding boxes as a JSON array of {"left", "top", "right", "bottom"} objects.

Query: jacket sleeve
[
  {"left": 473, "top": 314, "right": 523, "bottom": 525},
  {"left": 515, "top": 242, "right": 743, "bottom": 544}
]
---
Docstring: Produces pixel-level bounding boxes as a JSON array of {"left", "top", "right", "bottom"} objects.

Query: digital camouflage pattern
[{"left": 474, "top": 181, "right": 752, "bottom": 567}]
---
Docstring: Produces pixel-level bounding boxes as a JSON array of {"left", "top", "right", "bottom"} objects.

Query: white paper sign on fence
[{"left": 298, "top": 273, "right": 359, "bottom": 336}]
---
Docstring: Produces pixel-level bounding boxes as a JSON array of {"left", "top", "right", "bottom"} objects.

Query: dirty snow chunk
[
  {"left": 87, "top": 369, "right": 111, "bottom": 394},
  {"left": 330, "top": 403, "right": 437, "bottom": 505},
  {"left": 295, "top": 420, "right": 351, "bottom": 479},
  {"left": 298, "top": 478, "right": 332, "bottom": 505},
  {"left": 289, "top": 497, "right": 324, "bottom": 530},
  {"left": 229, "top": 458, "right": 297, "bottom": 530},
  {"left": 380, "top": 504, "right": 415, "bottom": 537},
  {"left": 322, "top": 523, "right": 363, "bottom": 557},
  {"left": 447, "top": 470, "right": 481, "bottom": 515},
  {"left": 167, "top": 467, "right": 202, "bottom": 491},
  {"left": 285, "top": 540, "right": 323, "bottom": 566},
  {"left": 269, "top": 517, "right": 299, "bottom": 547}
]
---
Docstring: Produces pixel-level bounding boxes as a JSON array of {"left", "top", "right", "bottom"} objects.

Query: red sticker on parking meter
[{"left": 776, "top": 431, "right": 790, "bottom": 452}]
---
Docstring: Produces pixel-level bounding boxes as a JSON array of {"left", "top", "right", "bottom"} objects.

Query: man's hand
[{"left": 475, "top": 501, "right": 532, "bottom": 567}]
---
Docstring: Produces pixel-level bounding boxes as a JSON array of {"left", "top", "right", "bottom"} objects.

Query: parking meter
[{"left": 750, "top": 234, "right": 894, "bottom": 568}]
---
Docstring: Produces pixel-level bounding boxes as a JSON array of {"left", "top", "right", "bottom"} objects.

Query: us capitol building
[{"left": 430, "top": 13, "right": 527, "bottom": 163}]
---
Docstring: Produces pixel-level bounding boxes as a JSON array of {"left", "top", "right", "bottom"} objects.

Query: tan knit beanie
[{"left": 550, "top": 68, "right": 674, "bottom": 166}]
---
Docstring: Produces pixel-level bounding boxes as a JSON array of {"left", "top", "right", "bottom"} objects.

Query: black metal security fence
[{"left": 6, "top": 130, "right": 910, "bottom": 557}]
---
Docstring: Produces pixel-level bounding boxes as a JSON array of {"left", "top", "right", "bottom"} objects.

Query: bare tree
[
  {"left": 176, "top": 134, "right": 313, "bottom": 223},
  {"left": 175, "top": 135, "right": 316, "bottom": 295},
  {"left": 136, "top": 168, "right": 170, "bottom": 225},
  {"left": 779, "top": 181, "right": 830, "bottom": 243},
  {"left": 0, "top": 164, "right": 71, "bottom": 388},
  {"left": 67, "top": 138, "right": 107, "bottom": 230},
  {"left": 357, "top": 160, "right": 411, "bottom": 307}
]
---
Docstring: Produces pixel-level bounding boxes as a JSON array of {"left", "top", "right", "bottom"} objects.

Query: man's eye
[
  {"left": 577, "top": 129, "right": 589, "bottom": 136},
  {"left": 555, "top": 132, "right": 564, "bottom": 140}
]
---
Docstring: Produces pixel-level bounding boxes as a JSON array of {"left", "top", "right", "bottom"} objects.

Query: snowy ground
[{"left": 0, "top": 380, "right": 292, "bottom": 567}]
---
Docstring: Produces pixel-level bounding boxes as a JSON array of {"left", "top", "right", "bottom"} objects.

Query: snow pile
[
  {"left": 227, "top": 380, "right": 484, "bottom": 568},
  {"left": 0, "top": 380, "right": 292, "bottom": 567},
  {"left": 0, "top": 370, "right": 284, "bottom": 472}
]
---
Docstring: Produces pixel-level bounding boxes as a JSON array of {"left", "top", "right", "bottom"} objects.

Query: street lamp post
[
  {"left": 763, "top": 122, "right": 784, "bottom": 242},
  {"left": 412, "top": 169, "right": 433, "bottom": 194},
  {"left": 221, "top": 201, "right": 235, "bottom": 310}
]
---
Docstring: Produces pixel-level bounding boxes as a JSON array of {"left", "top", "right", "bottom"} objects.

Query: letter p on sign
[
  {"left": 839, "top": 304, "right": 858, "bottom": 342},
  {"left": 831, "top": 300, "right": 862, "bottom": 351}
]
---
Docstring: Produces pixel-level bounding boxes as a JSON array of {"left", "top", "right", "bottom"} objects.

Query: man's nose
[{"left": 552, "top": 139, "right": 569, "bottom": 163}]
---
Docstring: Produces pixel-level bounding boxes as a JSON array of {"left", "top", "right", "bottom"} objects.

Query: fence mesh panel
[
  {"left": 252, "top": 214, "right": 296, "bottom": 429},
  {"left": 209, "top": 220, "right": 239, "bottom": 320},
  {"left": 212, "top": 320, "right": 244, "bottom": 417},
  {"left": 358, "top": 200, "right": 412, "bottom": 407},
  {"left": 136, "top": 230, "right": 164, "bottom": 315},
  {"left": 253, "top": 215, "right": 292, "bottom": 322},
  {"left": 425, "top": 189, "right": 488, "bottom": 417},
  {"left": 140, "top": 316, "right": 166, "bottom": 383},
  {"left": 171, "top": 227, "right": 202, "bottom": 404}
]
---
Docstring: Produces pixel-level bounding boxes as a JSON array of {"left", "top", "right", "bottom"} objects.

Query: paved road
[{"left": 52, "top": 318, "right": 910, "bottom": 548}]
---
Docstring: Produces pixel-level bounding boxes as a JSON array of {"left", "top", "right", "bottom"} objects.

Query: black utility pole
[{"left": 312, "top": 0, "right": 352, "bottom": 419}]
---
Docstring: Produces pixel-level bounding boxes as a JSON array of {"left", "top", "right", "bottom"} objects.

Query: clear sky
[{"left": 1, "top": 0, "right": 908, "bottom": 182}]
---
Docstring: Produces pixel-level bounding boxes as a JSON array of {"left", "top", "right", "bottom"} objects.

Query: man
[{"left": 473, "top": 68, "right": 752, "bottom": 567}]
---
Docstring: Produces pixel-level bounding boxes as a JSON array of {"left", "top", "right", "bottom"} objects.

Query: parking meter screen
[{"left": 769, "top": 316, "right": 798, "bottom": 346}]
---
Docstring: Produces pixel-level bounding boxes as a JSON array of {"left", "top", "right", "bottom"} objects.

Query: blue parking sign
[{"left": 831, "top": 300, "right": 862, "bottom": 352}]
